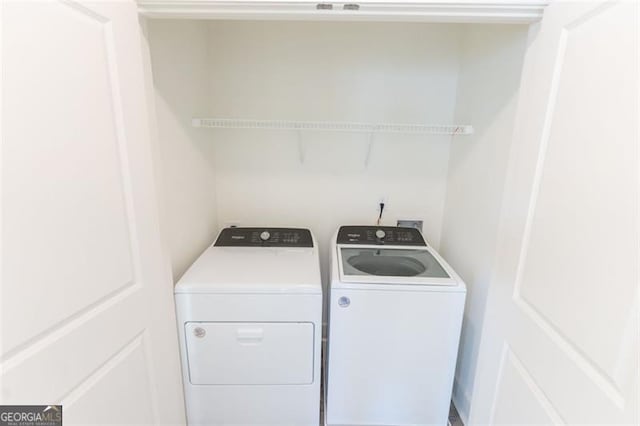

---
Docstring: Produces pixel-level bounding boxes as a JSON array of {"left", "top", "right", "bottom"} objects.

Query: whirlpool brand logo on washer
[{"left": 0, "top": 405, "right": 62, "bottom": 426}]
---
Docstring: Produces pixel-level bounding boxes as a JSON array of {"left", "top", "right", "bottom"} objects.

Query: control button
[
  {"left": 260, "top": 231, "right": 271, "bottom": 241},
  {"left": 375, "top": 229, "right": 386, "bottom": 239}
]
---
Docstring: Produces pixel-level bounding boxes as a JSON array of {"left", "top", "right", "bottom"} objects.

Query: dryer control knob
[
  {"left": 260, "top": 231, "right": 271, "bottom": 241},
  {"left": 375, "top": 229, "right": 386, "bottom": 239}
]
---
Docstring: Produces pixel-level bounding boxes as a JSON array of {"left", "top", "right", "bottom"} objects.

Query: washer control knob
[
  {"left": 375, "top": 229, "right": 386, "bottom": 239},
  {"left": 260, "top": 231, "right": 271, "bottom": 241}
]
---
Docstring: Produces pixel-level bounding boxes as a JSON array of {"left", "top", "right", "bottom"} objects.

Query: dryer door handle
[{"left": 236, "top": 327, "right": 264, "bottom": 344}]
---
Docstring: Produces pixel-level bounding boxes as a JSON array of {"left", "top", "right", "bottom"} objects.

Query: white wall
[
  {"left": 439, "top": 25, "right": 528, "bottom": 423},
  {"left": 205, "top": 21, "right": 462, "bottom": 290},
  {"left": 146, "top": 22, "right": 530, "bottom": 418},
  {"left": 147, "top": 20, "right": 219, "bottom": 281}
]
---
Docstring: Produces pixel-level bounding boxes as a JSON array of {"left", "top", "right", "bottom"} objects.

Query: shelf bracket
[
  {"left": 296, "top": 130, "right": 306, "bottom": 164},
  {"left": 364, "top": 131, "right": 375, "bottom": 167}
]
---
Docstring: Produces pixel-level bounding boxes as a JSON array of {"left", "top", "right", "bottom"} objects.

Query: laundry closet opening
[{"left": 144, "top": 18, "right": 529, "bottom": 422}]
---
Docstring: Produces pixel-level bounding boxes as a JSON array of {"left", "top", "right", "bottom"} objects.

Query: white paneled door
[
  {"left": 2, "top": 1, "right": 185, "bottom": 424},
  {"left": 470, "top": 1, "right": 638, "bottom": 425}
]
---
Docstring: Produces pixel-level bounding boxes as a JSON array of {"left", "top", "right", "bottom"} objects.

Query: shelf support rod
[
  {"left": 364, "top": 131, "right": 375, "bottom": 167},
  {"left": 296, "top": 129, "right": 305, "bottom": 164}
]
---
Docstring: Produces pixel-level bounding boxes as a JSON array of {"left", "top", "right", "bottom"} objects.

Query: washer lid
[{"left": 175, "top": 245, "right": 322, "bottom": 294}]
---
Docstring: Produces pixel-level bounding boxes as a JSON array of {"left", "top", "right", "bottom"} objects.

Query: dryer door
[{"left": 185, "top": 322, "right": 314, "bottom": 385}]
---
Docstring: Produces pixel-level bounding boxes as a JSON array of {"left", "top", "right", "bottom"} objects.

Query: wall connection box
[{"left": 397, "top": 220, "right": 423, "bottom": 232}]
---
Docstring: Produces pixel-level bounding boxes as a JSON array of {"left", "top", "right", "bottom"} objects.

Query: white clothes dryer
[{"left": 175, "top": 227, "right": 322, "bottom": 426}]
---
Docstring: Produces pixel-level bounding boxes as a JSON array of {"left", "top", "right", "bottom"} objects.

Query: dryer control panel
[
  {"left": 214, "top": 227, "right": 314, "bottom": 247},
  {"left": 337, "top": 226, "right": 426, "bottom": 246}
]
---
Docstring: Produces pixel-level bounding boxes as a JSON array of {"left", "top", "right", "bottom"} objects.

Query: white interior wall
[
  {"left": 148, "top": 20, "right": 218, "bottom": 280},
  {"left": 205, "top": 21, "right": 462, "bottom": 291},
  {"left": 439, "top": 25, "right": 529, "bottom": 423},
  {"left": 146, "top": 21, "right": 529, "bottom": 418}
]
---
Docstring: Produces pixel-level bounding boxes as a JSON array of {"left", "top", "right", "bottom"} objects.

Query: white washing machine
[
  {"left": 325, "top": 226, "right": 466, "bottom": 426},
  {"left": 175, "top": 227, "right": 322, "bottom": 426}
]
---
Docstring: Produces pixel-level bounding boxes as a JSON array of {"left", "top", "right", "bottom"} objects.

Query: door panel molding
[
  {"left": 1, "top": 283, "right": 141, "bottom": 369},
  {"left": 58, "top": 332, "right": 145, "bottom": 408},
  {"left": 2, "top": 1, "right": 186, "bottom": 422},
  {"left": 1, "top": 284, "right": 144, "bottom": 404},
  {"left": 513, "top": 298, "right": 625, "bottom": 408},
  {"left": 61, "top": 0, "right": 109, "bottom": 23},
  {"left": 510, "top": 0, "right": 630, "bottom": 410},
  {"left": 1, "top": 0, "right": 148, "bottom": 365},
  {"left": 470, "top": 1, "right": 638, "bottom": 423},
  {"left": 61, "top": 334, "right": 156, "bottom": 424},
  {"left": 490, "top": 344, "right": 565, "bottom": 425}
]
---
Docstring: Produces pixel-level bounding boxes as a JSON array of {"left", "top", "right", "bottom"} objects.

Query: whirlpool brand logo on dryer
[{"left": 0, "top": 405, "right": 62, "bottom": 426}]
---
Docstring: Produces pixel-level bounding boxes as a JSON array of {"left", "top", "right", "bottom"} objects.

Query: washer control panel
[
  {"left": 214, "top": 227, "right": 313, "bottom": 247},
  {"left": 337, "top": 226, "right": 426, "bottom": 246}
]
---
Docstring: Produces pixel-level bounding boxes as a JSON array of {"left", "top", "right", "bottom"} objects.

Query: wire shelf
[{"left": 192, "top": 118, "right": 473, "bottom": 135}]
